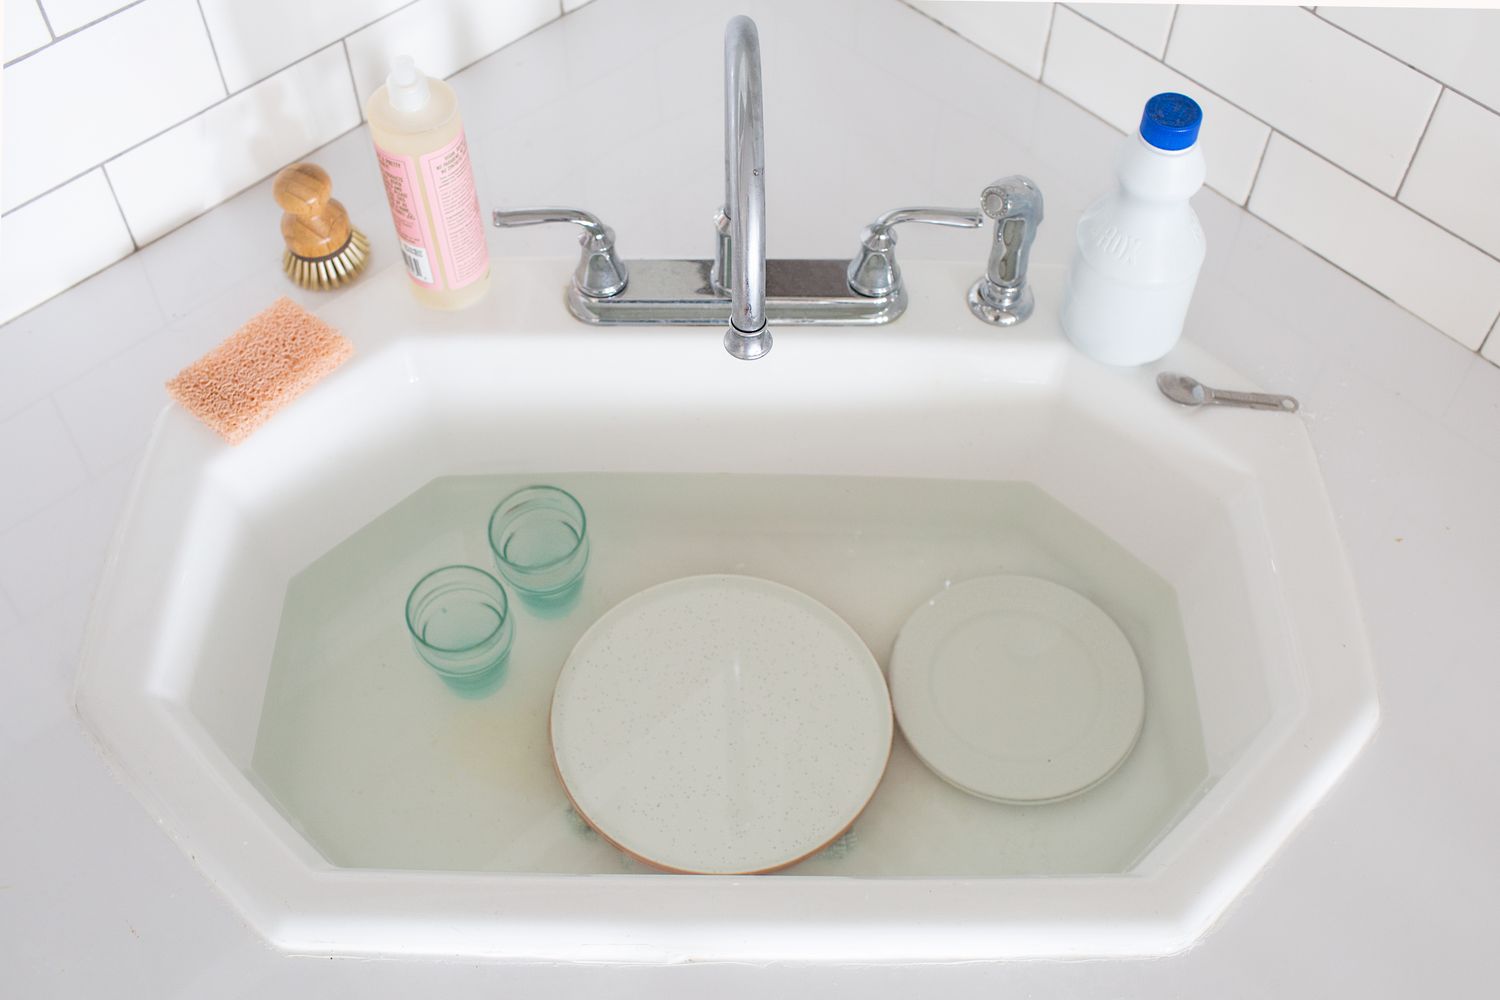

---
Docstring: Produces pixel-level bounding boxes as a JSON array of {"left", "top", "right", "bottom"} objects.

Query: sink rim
[{"left": 73, "top": 260, "right": 1378, "bottom": 962}]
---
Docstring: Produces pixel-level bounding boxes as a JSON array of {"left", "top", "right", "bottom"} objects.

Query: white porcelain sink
[{"left": 75, "top": 259, "right": 1377, "bottom": 962}]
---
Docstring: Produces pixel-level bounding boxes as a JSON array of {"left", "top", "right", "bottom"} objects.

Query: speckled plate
[{"left": 550, "top": 574, "right": 893, "bottom": 874}]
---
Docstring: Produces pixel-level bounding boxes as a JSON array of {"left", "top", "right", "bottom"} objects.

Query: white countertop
[{"left": 2, "top": 0, "right": 1497, "bottom": 994}]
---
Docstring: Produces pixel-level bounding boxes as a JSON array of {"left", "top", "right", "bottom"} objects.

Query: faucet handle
[
  {"left": 847, "top": 206, "right": 983, "bottom": 298},
  {"left": 968, "top": 176, "right": 1044, "bottom": 326},
  {"left": 492, "top": 207, "right": 628, "bottom": 298}
]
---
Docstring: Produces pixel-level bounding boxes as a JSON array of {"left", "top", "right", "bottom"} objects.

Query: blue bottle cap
[{"left": 1139, "top": 92, "right": 1202, "bottom": 151}]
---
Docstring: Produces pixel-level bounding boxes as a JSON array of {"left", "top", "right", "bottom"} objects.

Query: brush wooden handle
[{"left": 275, "top": 162, "right": 351, "bottom": 259}]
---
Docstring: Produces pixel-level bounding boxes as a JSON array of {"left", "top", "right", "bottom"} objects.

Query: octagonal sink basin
[{"left": 75, "top": 259, "right": 1377, "bottom": 963}]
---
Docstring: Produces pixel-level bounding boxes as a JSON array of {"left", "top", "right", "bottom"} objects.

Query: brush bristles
[{"left": 283, "top": 228, "right": 371, "bottom": 290}]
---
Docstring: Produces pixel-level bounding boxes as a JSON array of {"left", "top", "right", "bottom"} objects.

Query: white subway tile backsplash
[
  {"left": 0, "top": 171, "right": 136, "bottom": 324},
  {"left": 1042, "top": 8, "right": 1268, "bottom": 204},
  {"left": 909, "top": 1, "right": 1054, "bottom": 79},
  {"left": 1, "top": 0, "right": 225, "bottom": 212},
  {"left": 1317, "top": 7, "right": 1500, "bottom": 114},
  {"left": 41, "top": 0, "right": 135, "bottom": 35},
  {"left": 1068, "top": 3, "right": 1174, "bottom": 58},
  {"left": 345, "top": 0, "right": 558, "bottom": 106},
  {"left": 198, "top": 0, "right": 409, "bottom": 92},
  {"left": 1249, "top": 135, "right": 1500, "bottom": 351},
  {"left": 1399, "top": 91, "right": 1500, "bottom": 261},
  {"left": 106, "top": 45, "right": 360, "bottom": 244},
  {"left": 131, "top": 126, "right": 378, "bottom": 324},
  {"left": 1167, "top": 6, "right": 1437, "bottom": 195},
  {"left": 4, "top": 0, "right": 51, "bottom": 62},
  {"left": 0, "top": 398, "right": 89, "bottom": 529}
]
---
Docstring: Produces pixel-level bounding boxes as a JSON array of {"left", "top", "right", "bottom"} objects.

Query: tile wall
[
  {"left": 0, "top": 0, "right": 564, "bottom": 323},
  {"left": 913, "top": 3, "right": 1500, "bottom": 366},
  {"left": 3, "top": 0, "right": 1499, "bottom": 371}
]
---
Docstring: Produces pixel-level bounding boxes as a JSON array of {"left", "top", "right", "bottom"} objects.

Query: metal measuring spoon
[{"left": 1157, "top": 372, "right": 1299, "bottom": 413}]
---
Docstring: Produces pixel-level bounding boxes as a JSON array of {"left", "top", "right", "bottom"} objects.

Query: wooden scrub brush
[{"left": 275, "top": 162, "right": 370, "bottom": 290}]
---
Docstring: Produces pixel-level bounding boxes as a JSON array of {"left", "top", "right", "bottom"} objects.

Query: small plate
[
  {"left": 551, "top": 574, "right": 892, "bottom": 874},
  {"left": 889, "top": 575, "right": 1144, "bottom": 804}
]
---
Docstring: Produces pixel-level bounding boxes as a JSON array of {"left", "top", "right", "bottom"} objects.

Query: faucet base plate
[{"left": 567, "top": 259, "right": 906, "bottom": 327}]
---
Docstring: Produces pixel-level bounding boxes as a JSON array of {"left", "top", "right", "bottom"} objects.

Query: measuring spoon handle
[{"left": 1205, "top": 386, "right": 1299, "bottom": 412}]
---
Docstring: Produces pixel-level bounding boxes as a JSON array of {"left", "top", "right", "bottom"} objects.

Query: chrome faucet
[
  {"left": 720, "top": 16, "right": 770, "bottom": 360},
  {"left": 493, "top": 16, "right": 1041, "bottom": 359}
]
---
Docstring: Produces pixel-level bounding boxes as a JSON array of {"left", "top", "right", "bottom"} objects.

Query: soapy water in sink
[{"left": 249, "top": 473, "right": 1208, "bottom": 876}]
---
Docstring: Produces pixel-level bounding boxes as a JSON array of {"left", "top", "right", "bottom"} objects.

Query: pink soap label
[
  {"left": 419, "top": 131, "right": 489, "bottom": 290},
  {"left": 373, "top": 146, "right": 438, "bottom": 287}
]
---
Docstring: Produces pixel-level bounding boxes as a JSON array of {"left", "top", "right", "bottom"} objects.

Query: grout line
[
  {"left": 109, "top": 119, "right": 371, "bottom": 250},
  {"left": 1001, "top": 6, "right": 1281, "bottom": 203},
  {"left": 195, "top": 0, "right": 421, "bottom": 97},
  {"left": 1050, "top": 6, "right": 1484, "bottom": 227},
  {"left": 433, "top": 9, "right": 569, "bottom": 84},
  {"left": 1244, "top": 129, "right": 1273, "bottom": 209},
  {"left": 35, "top": 0, "right": 57, "bottom": 39},
  {"left": 1061, "top": 9, "right": 1270, "bottom": 144},
  {"left": 1274, "top": 130, "right": 1500, "bottom": 263},
  {"left": 1063, "top": 3, "right": 1177, "bottom": 61},
  {"left": 898, "top": 2, "right": 948, "bottom": 30},
  {"left": 0, "top": 237, "right": 138, "bottom": 327},
  {"left": 1163, "top": 4, "right": 1180, "bottom": 58},
  {"left": 333, "top": 0, "right": 425, "bottom": 114},
  {"left": 3, "top": 4, "right": 559, "bottom": 240},
  {"left": 1395, "top": 86, "right": 1442, "bottom": 201},
  {"left": 212, "top": 40, "right": 352, "bottom": 98},
  {"left": 1249, "top": 200, "right": 1487, "bottom": 351},
  {"left": 1250, "top": 133, "right": 1500, "bottom": 348},
  {"left": 5, "top": 165, "right": 122, "bottom": 219},
  {"left": 45, "top": 397, "right": 91, "bottom": 483},
  {"left": 1309, "top": 8, "right": 1500, "bottom": 120},
  {"left": 928, "top": 0, "right": 1500, "bottom": 273},
  {"left": 341, "top": 39, "right": 364, "bottom": 120},
  {"left": 1038, "top": 3, "right": 1060, "bottom": 82},
  {"left": 3, "top": 0, "right": 152, "bottom": 67},
  {"left": 3, "top": 44, "right": 350, "bottom": 218},
  {"left": 98, "top": 166, "right": 140, "bottom": 250},
  {"left": 898, "top": 0, "right": 1044, "bottom": 82},
  {"left": 195, "top": 0, "right": 232, "bottom": 97},
  {"left": 1481, "top": 311, "right": 1500, "bottom": 357},
  {"left": 43, "top": 0, "right": 149, "bottom": 44},
  {"left": 348, "top": 0, "right": 422, "bottom": 39}
]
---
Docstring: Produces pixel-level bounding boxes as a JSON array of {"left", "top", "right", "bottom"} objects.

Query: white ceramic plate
[
  {"left": 550, "top": 574, "right": 892, "bottom": 875},
  {"left": 890, "top": 575, "right": 1145, "bottom": 804}
]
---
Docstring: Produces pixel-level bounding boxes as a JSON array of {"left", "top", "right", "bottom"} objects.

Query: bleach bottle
[{"left": 1060, "top": 93, "right": 1206, "bottom": 366}]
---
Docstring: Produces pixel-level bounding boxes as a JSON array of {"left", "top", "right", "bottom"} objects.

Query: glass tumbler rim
[
  {"left": 487, "top": 484, "right": 589, "bottom": 573},
  {"left": 405, "top": 564, "right": 511, "bottom": 655}
]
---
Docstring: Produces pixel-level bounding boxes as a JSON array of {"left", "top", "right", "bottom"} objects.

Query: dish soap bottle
[
  {"left": 1060, "top": 92, "right": 1205, "bottom": 366},
  {"left": 366, "top": 55, "right": 490, "bottom": 309}
]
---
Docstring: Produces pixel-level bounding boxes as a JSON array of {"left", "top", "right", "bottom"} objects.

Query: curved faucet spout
[{"left": 723, "top": 15, "right": 770, "bottom": 359}]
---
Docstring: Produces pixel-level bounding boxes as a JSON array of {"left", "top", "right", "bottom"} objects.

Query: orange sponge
[{"left": 166, "top": 297, "right": 353, "bottom": 445}]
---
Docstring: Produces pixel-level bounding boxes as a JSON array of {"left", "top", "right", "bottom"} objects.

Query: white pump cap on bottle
[{"left": 386, "top": 55, "right": 431, "bottom": 112}]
